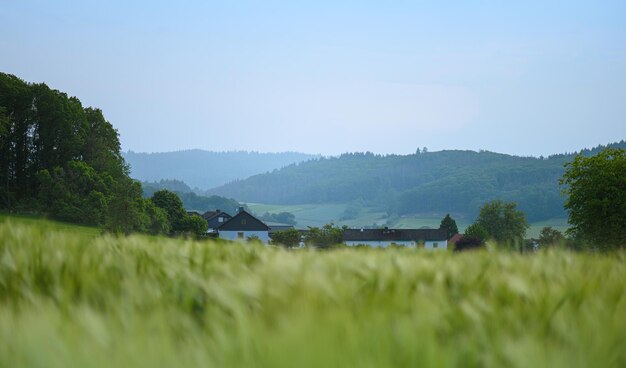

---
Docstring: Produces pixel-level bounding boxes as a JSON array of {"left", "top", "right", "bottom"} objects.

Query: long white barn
[{"left": 343, "top": 228, "right": 448, "bottom": 249}]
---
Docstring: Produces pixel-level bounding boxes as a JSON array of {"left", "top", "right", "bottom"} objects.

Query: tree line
[
  {"left": 0, "top": 73, "right": 207, "bottom": 237},
  {"left": 209, "top": 143, "right": 626, "bottom": 222}
]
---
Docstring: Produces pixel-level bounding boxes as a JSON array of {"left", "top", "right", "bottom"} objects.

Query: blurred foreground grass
[{"left": 0, "top": 219, "right": 625, "bottom": 367}]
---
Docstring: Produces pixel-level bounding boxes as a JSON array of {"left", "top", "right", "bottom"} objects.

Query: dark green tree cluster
[
  {"left": 464, "top": 223, "right": 489, "bottom": 242},
  {"left": 260, "top": 211, "right": 297, "bottom": 225},
  {"left": 150, "top": 190, "right": 208, "bottom": 237},
  {"left": 141, "top": 179, "right": 243, "bottom": 214},
  {"left": 538, "top": 227, "right": 565, "bottom": 248},
  {"left": 141, "top": 179, "right": 192, "bottom": 197},
  {"left": 270, "top": 228, "right": 301, "bottom": 248},
  {"left": 561, "top": 148, "right": 626, "bottom": 250},
  {"left": 438, "top": 214, "right": 459, "bottom": 239},
  {"left": 461, "top": 200, "right": 528, "bottom": 249},
  {"left": 0, "top": 74, "right": 125, "bottom": 212},
  {"left": 208, "top": 144, "right": 626, "bottom": 222},
  {"left": 475, "top": 200, "right": 529, "bottom": 246},
  {"left": 304, "top": 224, "right": 345, "bottom": 248},
  {"left": 0, "top": 73, "right": 179, "bottom": 236}
]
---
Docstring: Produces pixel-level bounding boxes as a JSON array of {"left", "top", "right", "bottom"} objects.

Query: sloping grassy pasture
[{"left": 0, "top": 219, "right": 624, "bottom": 367}]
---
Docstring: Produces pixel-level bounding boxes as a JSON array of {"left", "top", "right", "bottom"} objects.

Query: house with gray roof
[
  {"left": 343, "top": 228, "right": 448, "bottom": 249},
  {"left": 202, "top": 209, "right": 232, "bottom": 234},
  {"left": 218, "top": 207, "right": 270, "bottom": 243}
]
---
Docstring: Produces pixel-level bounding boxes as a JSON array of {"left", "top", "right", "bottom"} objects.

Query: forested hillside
[
  {"left": 124, "top": 150, "right": 319, "bottom": 190},
  {"left": 141, "top": 179, "right": 243, "bottom": 214},
  {"left": 208, "top": 142, "right": 626, "bottom": 222},
  {"left": 0, "top": 73, "right": 169, "bottom": 234}
]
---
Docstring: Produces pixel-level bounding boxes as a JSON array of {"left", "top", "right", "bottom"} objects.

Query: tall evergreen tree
[{"left": 439, "top": 214, "right": 458, "bottom": 239}]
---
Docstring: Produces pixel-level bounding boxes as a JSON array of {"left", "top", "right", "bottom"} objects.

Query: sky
[{"left": 1, "top": 1, "right": 625, "bottom": 156}]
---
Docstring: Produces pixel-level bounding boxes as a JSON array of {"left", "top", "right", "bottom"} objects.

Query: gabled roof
[
  {"left": 218, "top": 209, "right": 270, "bottom": 231},
  {"left": 202, "top": 210, "right": 232, "bottom": 221},
  {"left": 343, "top": 228, "right": 447, "bottom": 242}
]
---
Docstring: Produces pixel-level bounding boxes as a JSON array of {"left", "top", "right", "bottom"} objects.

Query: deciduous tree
[
  {"left": 476, "top": 200, "right": 529, "bottom": 247},
  {"left": 560, "top": 148, "right": 626, "bottom": 250},
  {"left": 271, "top": 228, "right": 301, "bottom": 248},
  {"left": 538, "top": 227, "right": 565, "bottom": 248}
]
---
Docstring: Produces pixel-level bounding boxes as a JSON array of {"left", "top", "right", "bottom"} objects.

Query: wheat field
[{"left": 0, "top": 219, "right": 624, "bottom": 367}]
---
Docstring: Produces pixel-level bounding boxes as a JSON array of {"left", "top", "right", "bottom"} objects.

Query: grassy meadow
[{"left": 1, "top": 217, "right": 625, "bottom": 367}]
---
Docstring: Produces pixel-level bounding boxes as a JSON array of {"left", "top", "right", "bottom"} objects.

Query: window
[
  {"left": 241, "top": 219, "right": 246, "bottom": 225},
  {"left": 237, "top": 232, "right": 244, "bottom": 239},
  {"left": 433, "top": 242, "right": 438, "bottom": 248},
  {"left": 218, "top": 217, "right": 224, "bottom": 223}
]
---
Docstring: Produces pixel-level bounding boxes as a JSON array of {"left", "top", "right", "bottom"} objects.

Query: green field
[
  {"left": 0, "top": 212, "right": 102, "bottom": 237},
  {"left": 1, "top": 218, "right": 625, "bottom": 367},
  {"left": 246, "top": 203, "right": 568, "bottom": 238}
]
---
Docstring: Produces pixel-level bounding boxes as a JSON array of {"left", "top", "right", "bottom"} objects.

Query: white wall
[
  {"left": 345, "top": 240, "right": 447, "bottom": 249},
  {"left": 219, "top": 230, "right": 269, "bottom": 244},
  {"left": 424, "top": 240, "right": 447, "bottom": 250}
]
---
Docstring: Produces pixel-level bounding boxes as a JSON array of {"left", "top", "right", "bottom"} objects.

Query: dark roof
[
  {"left": 343, "top": 228, "right": 448, "bottom": 242},
  {"left": 202, "top": 210, "right": 232, "bottom": 221},
  {"left": 218, "top": 209, "right": 270, "bottom": 231}
]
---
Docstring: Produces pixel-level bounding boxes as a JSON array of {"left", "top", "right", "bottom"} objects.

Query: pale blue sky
[{"left": 1, "top": 1, "right": 625, "bottom": 155}]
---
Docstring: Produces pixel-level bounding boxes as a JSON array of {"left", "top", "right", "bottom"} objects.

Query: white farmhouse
[
  {"left": 343, "top": 228, "right": 448, "bottom": 249},
  {"left": 218, "top": 207, "right": 270, "bottom": 244}
]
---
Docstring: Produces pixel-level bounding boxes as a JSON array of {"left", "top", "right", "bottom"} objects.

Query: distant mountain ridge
[
  {"left": 206, "top": 141, "right": 626, "bottom": 222},
  {"left": 123, "top": 150, "right": 319, "bottom": 190}
]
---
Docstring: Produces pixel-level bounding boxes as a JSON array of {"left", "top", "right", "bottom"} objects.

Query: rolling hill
[{"left": 208, "top": 141, "right": 626, "bottom": 222}]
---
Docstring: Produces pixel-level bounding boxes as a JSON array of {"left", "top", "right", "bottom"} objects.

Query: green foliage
[
  {"left": 36, "top": 161, "right": 109, "bottom": 225},
  {"left": 183, "top": 214, "right": 209, "bottom": 237},
  {"left": 538, "top": 227, "right": 565, "bottom": 248},
  {"left": 464, "top": 223, "right": 489, "bottom": 241},
  {"left": 476, "top": 200, "right": 529, "bottom": 247},
  {"left": 0, "top": 72, "right": 170, "bottom": 237},
  {"left": 260, "top": 211, "right": 297, "bottom": 225},
  {"left": 151, "top": 190, "right": 188, "bottom": 231},
  {"left": 271, "top": 228, "right": 302, "bottom": 248},
  {"left": 140, "top": 180, "right": 243, "bottom": 214},
  {"left": 208, "top": 143, "right": 626, "bottom": 222},
  {"left": 143, "top": 200, "right": 170, "bottom": 235},
  {"left": 1, "top": 220, "right": 625, "bottom": 367},
  {"left": 305, "top": 223, "right": 345, "bottom": 248},
  {"left": 150, "top": 189, "right": 207, "bottom": 237},
  {"left": 438, "top": 213, "right": 458, "bottom": 239},
  {"left": 0, "top": 73, "right": 128, "bottom": 210},
  {"left": 105, "top": 178, "right": 146, "bottom": 235},
  {"left": 141, "top": 179, "right": 192, "bottom": 197},
  {"left": 561, "top": 148, "right": 626, "bottom": 250}
]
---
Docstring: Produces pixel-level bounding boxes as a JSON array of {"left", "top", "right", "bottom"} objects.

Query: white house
[
  {"left": 218, "top": 207, "right": 270, "bottom": 244},
  {"left": 343, "top": 228, "right": 448, "bottom": 249}
]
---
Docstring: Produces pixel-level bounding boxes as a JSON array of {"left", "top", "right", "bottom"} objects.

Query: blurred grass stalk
[{"left": 0, "top": 219, "right": 625, "bottom": 368}]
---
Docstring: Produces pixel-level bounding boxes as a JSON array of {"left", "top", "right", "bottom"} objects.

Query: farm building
[
  {"left": 343, "top": 228, "right": 448, "bottom": 249},
  {"left": 202, "top": 209, "right": 233, "bottom": 234},
  {"left": 218, "top": 207, "right": 270, "bottom": 243}
]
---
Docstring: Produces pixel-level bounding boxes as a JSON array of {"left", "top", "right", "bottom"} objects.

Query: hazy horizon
[
  {"left": 124, "top": 139, "right": 624, "bottom": 158},
  {"left": 2, "top": 1, "right": 625, "bottom": 157}
]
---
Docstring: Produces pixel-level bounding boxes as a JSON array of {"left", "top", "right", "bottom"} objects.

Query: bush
[
  {"left": 271, "top": 229, "right": 301, "bottom": 248},
  {"left": 454, "top": 236, "right": 484, "bottom": 252}
]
